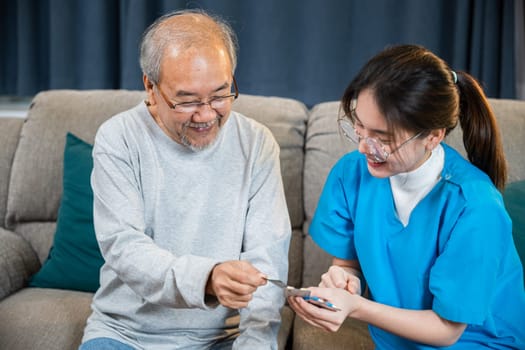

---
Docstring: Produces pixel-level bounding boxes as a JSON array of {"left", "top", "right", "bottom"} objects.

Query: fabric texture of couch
[{"left": 0, "top": 90, "right": 524, "bottom": 350}]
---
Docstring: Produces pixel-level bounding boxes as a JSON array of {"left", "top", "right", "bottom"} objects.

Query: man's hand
[{"left": 206, "top": 260, "right": 266, "bottom": 309}]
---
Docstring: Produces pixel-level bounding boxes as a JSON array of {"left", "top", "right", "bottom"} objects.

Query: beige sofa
[{"left": 1, "top": 90, "right": 524, "bottom": 350}]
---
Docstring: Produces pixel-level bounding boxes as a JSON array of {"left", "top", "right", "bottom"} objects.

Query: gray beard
[{"left": 180, "top": 115, "right": 222, "bottom": 152}]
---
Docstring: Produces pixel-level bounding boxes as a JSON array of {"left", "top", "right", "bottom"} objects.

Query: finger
[
  {"left": 223, "top": 294, "right": 253, "bottom": 304},
  {"left": 289, "top": 297, "right": 323, "bottom": 325},
  {"left": 289, "top": 296, "right": 346, "bottom": 333},
  {"left": 215, "top": 265, "right": 262, "bottom": 291},
  {"left": 294, "top": 297, "right": 345, "bottom": 332},
  {"left": 287, "top": 297, "right": 308, "bottom": 318},
  {"left": 319, "top": 271, "right": 336, "bottom": 288},
  {"left": 333, "top": 268, "right": 349, "bottom": 289},
  {"left": 320, "top": 271, "right": 341, "bottom": 288},
  {"left": 306, "top": 286, "right": 333, "bottom": 300},
  {"left": 216, "top": 281, "right": 257, "bottom": 300},
  {"left": 217, "top": 290, "right": 254, "bottom": 309},
  {"left": 347, "top": 281, "right": 361, "bottom": 295},
  {"left": 219, "top": 298, "right": 250, "bottom": 309},
  {"left": 217, "top": 288, "right": 253, "bottom": 301},
  {"left": 233, "top": 261, "right": 267, "bottom": 287},
  {"left": 296, "top": 295, "right": 334, "bottom": 319},
  {"left": 322, "top": 266, "right": 347, "bottom": 289},
  {"left": 346, "top": 276, "right": 361, "bottom": 295}
]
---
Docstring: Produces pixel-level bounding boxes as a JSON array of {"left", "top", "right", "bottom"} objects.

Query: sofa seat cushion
[
  {"left": 278, "top": 306, "right": 295, "bottom": 349},
  {"left": 0, "top": 288, "right": 93, "bottom": 350},
  {"left": 292, "top": 316, "right": 373, "bottom": 350},
  {"left": 0, "top": 228, "right": 40, "bottom": 299}
]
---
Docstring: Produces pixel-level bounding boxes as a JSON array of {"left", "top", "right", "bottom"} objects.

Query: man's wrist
[
  {"left": 204, "top": 264, "right": 220, "bottom": 306},
  {"left": 205, "top": 264, "right": 218, "bottom": 296}
]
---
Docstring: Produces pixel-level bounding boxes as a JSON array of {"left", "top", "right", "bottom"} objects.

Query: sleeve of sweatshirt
[{"left": 234, "top": 126, "right": 292, "bottom": 350}]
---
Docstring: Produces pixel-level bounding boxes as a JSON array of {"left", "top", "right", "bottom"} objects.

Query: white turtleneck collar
[{"left": 389, "top": 144, "right": 445, "bottom": 226}]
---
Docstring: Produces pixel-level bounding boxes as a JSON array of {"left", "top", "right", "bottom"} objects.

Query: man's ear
[{"left": 143, "top": 75, "right": 156, "bottom": 106}]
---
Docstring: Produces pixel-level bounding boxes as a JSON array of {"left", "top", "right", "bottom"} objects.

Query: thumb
[
  {"left": 346, "top": 277, "right": 361, "bottom": 295},
  {"left": 239, "top": 261, "right": 266, "bottom": 285}
]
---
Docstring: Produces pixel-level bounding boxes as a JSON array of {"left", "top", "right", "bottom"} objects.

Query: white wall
[{"left": 0, "top": 98, "right": 31, "bottom": 118}]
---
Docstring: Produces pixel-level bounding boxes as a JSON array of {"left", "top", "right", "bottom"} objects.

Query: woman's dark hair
[{"left": 342, "top": 44, "right": 507, "bottom": 190}]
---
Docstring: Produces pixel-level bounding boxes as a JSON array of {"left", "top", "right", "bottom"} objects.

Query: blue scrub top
[{"left": 310, "top": 143, "right": 525, "bottom": 349}]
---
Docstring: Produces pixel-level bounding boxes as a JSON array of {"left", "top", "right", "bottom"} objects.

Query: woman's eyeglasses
[{"left": 338, "top": 99, "right": 422, "bottom": 163}]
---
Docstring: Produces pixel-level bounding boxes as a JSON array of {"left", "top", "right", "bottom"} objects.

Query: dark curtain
[{"left": 0, "top": 0, "right": 516, "bottom": 106}]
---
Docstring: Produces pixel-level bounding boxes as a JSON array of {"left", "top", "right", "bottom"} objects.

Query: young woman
[{"left": 288, "top": 45, "right": 525, "bottom": 349}]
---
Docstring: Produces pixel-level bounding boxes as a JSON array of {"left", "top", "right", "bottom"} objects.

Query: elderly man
[{"left": 79, "top": 9, "right": 291, "bottom": 350}]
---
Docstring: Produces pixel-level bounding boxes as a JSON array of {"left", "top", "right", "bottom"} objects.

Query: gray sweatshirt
[{"left": 82, "top": 102, "right": 291, "bottom": 349}]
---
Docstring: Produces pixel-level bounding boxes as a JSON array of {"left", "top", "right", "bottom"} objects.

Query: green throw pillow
[
  {"left": 30, "top": 133, "right": 104, "bottom": 292},
  {"left": 503, "top": 180, "right": 525, "bottom": 268}
]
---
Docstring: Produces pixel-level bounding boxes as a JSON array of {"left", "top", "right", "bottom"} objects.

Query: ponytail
[{"left": 456, "top": 72, "right": 508, "bottom": 191}]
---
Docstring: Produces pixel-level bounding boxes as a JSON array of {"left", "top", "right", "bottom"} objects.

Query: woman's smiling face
[{"left": 353, "top": 89, "right": 433, "bottom": 177}]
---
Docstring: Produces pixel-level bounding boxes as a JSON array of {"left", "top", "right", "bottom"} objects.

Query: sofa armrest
[{"left": 0, "top": 228, "right": 40, "bottom": 300}]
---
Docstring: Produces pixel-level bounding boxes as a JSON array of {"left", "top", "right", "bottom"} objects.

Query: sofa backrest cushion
[
  {"left": 6, "top": 90, "right": 146, "bottom": 231},
  {"left": 303, "top": 101, "right": 356, "bottom": 286},
  {"left": 302, "top": 98, "right": 525, "bottom": 286},
  {"left": 229, "top": 95, "right": 308, "bottom": 229},
  {"left": 445, "top": 98, "right": 525, "bottom": 183}
]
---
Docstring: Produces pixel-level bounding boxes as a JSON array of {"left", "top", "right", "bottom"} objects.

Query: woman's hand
[
  {"left": 288, "top": 286, "right": 361, "bottom": 332},
  {"left": 320, "top": 264, "right": 363, "bottom": 295}
]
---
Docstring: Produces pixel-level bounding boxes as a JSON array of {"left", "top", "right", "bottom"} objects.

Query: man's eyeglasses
[
  {"left": 156, "top": 77, "right": 239, "bottom": 114},
  {"left": 338, "top": 99, "right": 422, "bottom": 163}
]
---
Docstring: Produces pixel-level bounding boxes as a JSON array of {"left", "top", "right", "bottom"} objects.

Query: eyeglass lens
[
  {"left": 365, "top": 138, "right": 389, "bottom": 162},
  {"left": 338, "top": 119, "right": 357, "bottom": 142},
  {"left": 177, "top": 97, "right": 234, "bottom": 113},
  {"left": 338, "top": 118, "right": 389, "bottom": 162}
]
